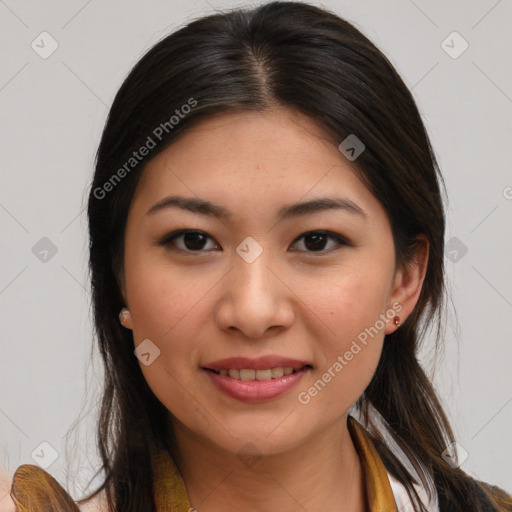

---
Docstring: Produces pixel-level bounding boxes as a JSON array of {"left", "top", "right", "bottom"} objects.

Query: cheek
[
  {"left": 124, "top": 247, "right": 208, "bottom": 340},
  {"left": 300, "top": 262, "right": 392, "bottom": 406},
  {"left": 312, "top": 262, "right": 392, "bottom": 347},
  {"left": 123, "top": 251, "right": 220, "bottom": 392},
  {"left": 123, "top": 256, "right": 211, "bottom": 417}
]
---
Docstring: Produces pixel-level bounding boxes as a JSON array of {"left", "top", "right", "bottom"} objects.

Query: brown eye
[
  {"left": 159, "top": 230, "right": 219, "bottom": 253},
  {"left": 291, "top": 231, "right": 350, "bottom": 253}
]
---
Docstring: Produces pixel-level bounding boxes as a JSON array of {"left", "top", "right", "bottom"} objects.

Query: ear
[
  {"left": 117, "top": 271, "right": 133, "bottom": 330},
  {"left": 385, "top": 235, "right": 429, "bottom": 334},
  {"left": 119, "top": 308, "right": 134, "bottom": 330}
]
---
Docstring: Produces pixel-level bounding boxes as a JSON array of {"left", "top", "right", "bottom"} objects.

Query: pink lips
[{"left": 202, "top": 356, "right": 312, "bottom": 402}]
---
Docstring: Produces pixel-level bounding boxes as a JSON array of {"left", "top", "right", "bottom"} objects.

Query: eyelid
[
  {"left": 157, "top": 229, "right": 219, "bottom": 252},
  {"left": 291, "top": 230, "right": 352, "bottom": 247},
  {"left": 157, "top": 229, "right": 352, "bottom": 253}
]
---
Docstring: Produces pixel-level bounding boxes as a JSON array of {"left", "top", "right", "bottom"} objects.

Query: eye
[
  {"left": 158, "top": 230, "right": 219, "bottom": 253},
  {"left": 158, "top": 229, "right": 350, "bottom": 254},
  {"left": 290, "top": 230, "right": 351, "bottom": 253}
]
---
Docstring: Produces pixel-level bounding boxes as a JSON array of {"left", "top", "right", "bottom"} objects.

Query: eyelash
[{"left": 157, "top": 229, "right": 351, "bottom": 255}]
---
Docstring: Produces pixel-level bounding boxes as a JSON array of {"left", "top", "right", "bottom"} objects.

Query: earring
[
  {"left": 119, "top": 307, "right": 131, "bottom": 326},
  {"left": 393, "top": 316, "right": 400, "bottom": 327}
]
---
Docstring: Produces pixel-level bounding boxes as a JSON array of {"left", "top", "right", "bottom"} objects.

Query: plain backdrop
[{"left": 1, "top": 0, "right": 511, "bottom": 500}]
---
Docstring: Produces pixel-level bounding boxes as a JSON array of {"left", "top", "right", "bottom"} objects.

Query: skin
[
  {"left": 0, "top": 472, "right": 15, "bottom": 512},
  {"left": 121, "top": 107, "right": 428, "bottom": 512}
]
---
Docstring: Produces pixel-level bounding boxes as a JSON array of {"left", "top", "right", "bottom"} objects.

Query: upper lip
[{"left": 203, "top": 356, "right": 311, "bottom": 371}]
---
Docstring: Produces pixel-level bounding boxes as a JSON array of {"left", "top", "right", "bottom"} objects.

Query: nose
[{"left": 214, "top": 248, "right": 295, "bottom": 339}]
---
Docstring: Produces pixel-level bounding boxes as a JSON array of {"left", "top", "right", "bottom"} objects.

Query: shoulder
[
  {"left": 478, "top": 480, "right": 512, "bottom": 511},
  {"left": 0, "top": 470, "right": 15, "bottom": 512},
  {"left": 77, "top": 491, "right": 108, "bottom": 512},
  {"left": 386, "top": 470, "right": 439, "bottom": 512},
  {"left": 0, "top": 495, "right": 15, "bottom": 512},
  {"left": 0, "top": 465, "right": 108, "bottom": 512}
]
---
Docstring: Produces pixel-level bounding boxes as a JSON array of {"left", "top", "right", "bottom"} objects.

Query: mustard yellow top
[
  {"left": 9, "top": 416, "right": 399, "bottom": 511},
  {"left": 10, "top": 416, "right": 512, "bottom": 511},
  {"left": 152, "top": 415, "right": 397, "bottom": 511}
]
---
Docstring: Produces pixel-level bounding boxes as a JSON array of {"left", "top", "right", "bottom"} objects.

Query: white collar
[{"left": 387, "top": 470, "right": 439, "bottom": 511}]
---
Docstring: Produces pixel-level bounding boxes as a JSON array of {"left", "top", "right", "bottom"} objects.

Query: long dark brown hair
[{"left": 81, "top": 2, "right": 511, "bottom": 511}]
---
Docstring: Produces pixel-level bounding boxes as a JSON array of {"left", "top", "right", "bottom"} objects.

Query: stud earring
[
  {"left": 119, "top": 307, "right": 131, "bottom": 326},
  {"left": 393, "top": 316, "right": 400, "bottom": 327}
]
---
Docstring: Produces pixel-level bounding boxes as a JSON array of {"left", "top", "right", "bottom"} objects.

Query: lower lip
[{"left": 203, "top": 367, "right": 310, "bottom": 402}]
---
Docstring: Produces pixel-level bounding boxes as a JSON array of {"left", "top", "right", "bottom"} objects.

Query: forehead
[
  {"left": 130, "top": 108, "right": 383, "bottom": 223},
  {"left": 138, "top": 108, "right": 339, "bottom": 180}
]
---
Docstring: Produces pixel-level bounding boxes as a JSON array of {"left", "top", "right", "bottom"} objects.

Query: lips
[
  {"left": 203, "top": 366, "right": 311, "bottom": 402},
  {"left": 203, "top": 356, "right": 311, "bottom": 371},
  {"left": 211, "top": 367, "right": 302, "bottom": 381},
  {"left": 201, "top": 356, "right": 312, "bottom": 402}
]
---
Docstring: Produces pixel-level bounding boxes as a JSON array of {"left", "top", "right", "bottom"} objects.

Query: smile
[
  {"left": 207, "top": 366, "right": 310, "bottom": 381},
  {"left": 202, "top": 365, "right": 312, "bottom": 402}
]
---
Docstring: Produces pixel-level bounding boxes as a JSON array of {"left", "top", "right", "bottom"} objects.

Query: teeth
[
  {"left": 255, "top": 369, "right": 272, "bottom": 381},
  {"left": 271, "top": 367, "right": 284, "bottom": 378},
  {"left": 240, "top": 369, "right": 256, "bottom": 381},
  {"left": 228, "top": 369, "right": 240, "bottom": 379},
  {"left": 215, "top": 366, "right": 303, "bottom": 381}
]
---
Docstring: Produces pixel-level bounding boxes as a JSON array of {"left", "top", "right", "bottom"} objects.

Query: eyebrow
[{"left": 146, "top": 195, "right": 366, "bottom": 220}]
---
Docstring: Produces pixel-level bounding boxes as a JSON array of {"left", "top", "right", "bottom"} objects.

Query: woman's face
[{"left": 122, "top": 108, "right": 421, "bottom": 456}]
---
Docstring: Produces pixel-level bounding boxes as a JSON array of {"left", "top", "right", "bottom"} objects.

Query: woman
[{"left": 4, "top": 2, "right": 511, "bottom": 511}]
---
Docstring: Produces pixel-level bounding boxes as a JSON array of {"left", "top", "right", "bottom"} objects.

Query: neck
[{"left": 166, "top": 415, "right": 366, "bottom": 512}]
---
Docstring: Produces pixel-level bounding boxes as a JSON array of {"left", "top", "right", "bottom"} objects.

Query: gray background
[{"left": 1, "top": 0, "right": 511, "bottom": 500}]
